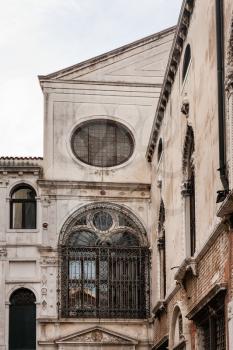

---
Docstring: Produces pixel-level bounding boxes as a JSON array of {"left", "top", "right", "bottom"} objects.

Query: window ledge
[{"left": 6, "top": 229, "right": 39, "bottom": 233}]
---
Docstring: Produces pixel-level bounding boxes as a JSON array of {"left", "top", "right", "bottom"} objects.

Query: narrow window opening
[
  {"left": 182, "top": 44, "right": 191, "bottom": 82},
  {"left": 158, "top": 138, "right": 163, "bottom": 163},
  {"left": 158, "top": 200, "right": 166, "bottom": 299}
]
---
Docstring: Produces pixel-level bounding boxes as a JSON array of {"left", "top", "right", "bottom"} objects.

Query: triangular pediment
[
  {"left": 39, "top": 26, "right": 175, "bottom": 86},
  {"left": 55, "top": 326, "right": 138, "bottom": 345}
]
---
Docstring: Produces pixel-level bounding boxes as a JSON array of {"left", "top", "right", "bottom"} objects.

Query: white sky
[{"left": 0, "top": 0, "right": 182, "bottom": 157}]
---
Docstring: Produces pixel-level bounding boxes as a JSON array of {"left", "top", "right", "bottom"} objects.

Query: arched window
[
  {"left": 59, "top": 203, "right": 150, "bottom": 319},
  {"left": 182, "top": 126, "right": 196, "bottom": 257},
  {"left": 158, "top": 138, "right": 163, "bottom": 163},
  {"left": 10, "top": 185, "right": 36, "bottom": 229},
  {"left": 71, "top": 119, "right": 134, "bottom": 167},
  {"left": 9, "top": 288, "right": 36, "bottom": 350},
  {"left": 182, "top": 44, "right": 191, "bottom": 82},
  {"left": 171, "top": 307, "right": 186, "bottom": 350},
  {"left": 157, "top": 200, "right": 166, "bottom": 299}
]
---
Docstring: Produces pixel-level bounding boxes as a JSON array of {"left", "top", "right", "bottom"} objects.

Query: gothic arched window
[
  {"left": 59, "top": 203, "right": 150, "bottom": 319},
  {"left": 9, "top": 288, "right": 36, "bottom": 350},
  {"left": 182, "top": 44, "right": 191, "bottom": 82},
  {"left": 10, "top": 185, "right": 36, "bottom": 229},
  {"left": 157, "top": 200, "right": 166, "bottom": 299},
  {"left": 182, "top": 126, "right": 196, "bottom": 257}
]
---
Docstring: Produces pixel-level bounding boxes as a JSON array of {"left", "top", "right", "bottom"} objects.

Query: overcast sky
[{"left": 0, "top": 0, "right": 182, "bottom": 157}]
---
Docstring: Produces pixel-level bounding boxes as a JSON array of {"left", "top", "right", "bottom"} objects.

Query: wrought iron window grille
[{"left": 58, "top": 204, "right": 150, "bottom": 319}]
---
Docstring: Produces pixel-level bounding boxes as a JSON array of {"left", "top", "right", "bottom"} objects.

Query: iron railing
[{"left": 59, "top": 246, "right": 150, "bottom": 319}]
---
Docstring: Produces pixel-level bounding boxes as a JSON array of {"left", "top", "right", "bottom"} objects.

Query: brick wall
[{"left": 153, "top": 229, "right": 230, "bottom": 347}]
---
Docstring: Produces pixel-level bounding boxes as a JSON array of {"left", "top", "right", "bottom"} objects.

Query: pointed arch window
[
  {"left": 182, "top": 126, "right": 196, "bottom": 257},
  {"left": 157, "top": 200, "right": 166, "bottom": 299},
  {"left": 59, "top": 203, "right": 150, "bottom": 319},
  {"left": 10, "top": 185, "right": 36, "bottom": 229},
  {"left": 182, "top": 44, "right": 191, "bottom": 82}
]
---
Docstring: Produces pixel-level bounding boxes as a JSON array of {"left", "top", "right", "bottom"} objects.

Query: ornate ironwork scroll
[{"left": 58, "top": 202, "right": 150, "bottom": 319}]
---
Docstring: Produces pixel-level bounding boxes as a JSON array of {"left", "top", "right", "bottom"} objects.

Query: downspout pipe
[{"left": 215, "top": 0, "right": 229, "bottom": 191}]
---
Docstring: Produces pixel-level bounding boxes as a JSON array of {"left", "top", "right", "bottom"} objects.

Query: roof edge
[
  {"left": 0, "top": 156, "right": 43, "bottom": 160},
  {"left": 146, "top": 0, "right": 195, "bottom": 161},
  {"left": 38, "top": 25, "right": 176, "bottom": 81}
]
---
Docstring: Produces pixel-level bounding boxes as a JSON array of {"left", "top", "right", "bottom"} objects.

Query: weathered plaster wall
[{"left": 150, "top": 0, "right": 224, "bottom": 302}]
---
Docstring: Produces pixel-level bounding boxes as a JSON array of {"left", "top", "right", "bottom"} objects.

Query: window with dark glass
[
  {"left": 189, "top": 167, "right": 196, "bottom": 256},
  {"left": 192, "top": 292, "right": 226, "bottom": 350},
  {"left": 59, "top": 205, "right": 150, "bottom": 319},
  {"left": 158, "top": 138, "right": 163, "bottom": 163},
  {"left": 157, "top": 200, "right": 166, "bottom": 299},
  {"left": 71, "top": 119, "right": 134, "bottom": 167},
  {"left": 10, "top": 185, "right": 36, "bottom": 229},
  {"left": 182, "top": 44, "right": 191, "bottom": 82},
  {"left": 182, "top": 126, "right": 196, "bottom": 257}
]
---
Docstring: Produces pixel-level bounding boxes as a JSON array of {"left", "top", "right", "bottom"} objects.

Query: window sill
[
  {"left": 38, "top": 317, "right": 150, "bottom": 324},
  {"left": 6, "top": 229, "right": 39, "bottom": 233}
]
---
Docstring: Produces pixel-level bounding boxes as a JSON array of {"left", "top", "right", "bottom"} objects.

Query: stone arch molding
[
  {"left": 7, "top": 285, "right": 38, "bottom": 303},
  {"left": 59, "top": 202, "right": 148, "bottom": 246},
  {"left": 182, "top": 124, "right": 195, "bottom": 177},
  {"left": 169, "top": 303, "right": 191, "bottom": 350}
]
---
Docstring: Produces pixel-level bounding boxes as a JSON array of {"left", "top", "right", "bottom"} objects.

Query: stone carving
[
  {"left": 42, "top": 300, "right": 47, "bottom": 310},
  {"left": 181, "top": 101, "right": 189, "bottom": 116},
  {"left": 55, "top": 327, "right": 136, "bottom": 345},
  {"left": 0, "top": 248, "right": 7, "bottom": 258},
  {"left": 41, "top": 274, "right": 47, "bottom": 310},
  {"left": 40, "top": 257, "right": 58, "bottom": 266}
]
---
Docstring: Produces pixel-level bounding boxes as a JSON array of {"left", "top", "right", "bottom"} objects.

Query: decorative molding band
[
  {"left": 147, "top": 0, "right": 195, "bottom": 161},
  {"left": 37, "top": 180, "right": 150, "bottom": 192}
]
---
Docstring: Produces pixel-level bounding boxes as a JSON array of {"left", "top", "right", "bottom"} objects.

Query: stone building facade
[
  {"left": 1, "top": 0, "right": 233, "bottom": 349},
  {"left": 147, "top": 0, "right": 233, "bottom": 349}
]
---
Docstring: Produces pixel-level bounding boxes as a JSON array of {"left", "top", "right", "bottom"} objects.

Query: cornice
[
  {"left": 37, "top": 180, "right": 150, "bottom": 192},
  {"left": 39, "top": 78, "right": 162, "bottom": 90},
  {"left": 146, "top": 0, "right": 195, "bottom": 162},
  {"left": 0, "top": 157, "right": 43, "bottom": 175}
]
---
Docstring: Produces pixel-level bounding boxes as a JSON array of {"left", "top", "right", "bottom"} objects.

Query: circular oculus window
[
  {"left": 93, "top": 211, "right": 113, "bottom": 231},
  {"left": 71, "top": 119, "right": 134, "bottom": 167}
]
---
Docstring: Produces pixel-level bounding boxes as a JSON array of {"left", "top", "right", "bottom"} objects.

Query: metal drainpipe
[{"left": 215, "top": 0, "right": 229, "bottom": 190}]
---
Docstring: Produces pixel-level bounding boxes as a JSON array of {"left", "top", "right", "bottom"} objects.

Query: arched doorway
[{"left": 9, "top": 288, "right": 36, "bottom": 350}]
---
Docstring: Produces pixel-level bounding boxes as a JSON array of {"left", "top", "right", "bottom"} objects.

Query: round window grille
[
  {"left": 71, "top": 119, "right": 134, "bottom": 167},
  {"left": 93, "top": 211, "right": 113, "bottom": 231}
]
